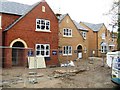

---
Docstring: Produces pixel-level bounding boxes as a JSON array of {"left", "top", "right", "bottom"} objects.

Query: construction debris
[
  {"left": 54, "top": 69, "right": 86, "bottom": 74},
  {"left": 53, "top": 68, "right": 86, "bottom": 78},
  {"left": 2, "top": 58, "right": 116, "bottom": 88},
  {"left": 28, "top": 72, "right": 38, "bottom": 84},
  {"left": 61, "top": 61, "right": 75, "bottom": 67}
]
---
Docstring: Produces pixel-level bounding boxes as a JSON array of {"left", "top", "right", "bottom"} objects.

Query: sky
[{"left": 6, "top": 0, "right": 114, "bottom": 31}]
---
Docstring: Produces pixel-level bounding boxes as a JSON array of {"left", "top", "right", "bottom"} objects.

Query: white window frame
[
  {"left": 82, "top": 31, "right": 86, "bottom": 39},
  {"left": 101, "top": 45, "right": 107, "bottom": 53},
  {"left": 63, "top": 46, "right": 72, "bottom": 56},
  {"left": 63, "top": 28, "right": 72, "bottom": 37},
  {"left": 36, "top": 44, "right": 50, "bottom": 57},
  {"left": 36, "top": 19, "right": 50, "bottom": 32}
]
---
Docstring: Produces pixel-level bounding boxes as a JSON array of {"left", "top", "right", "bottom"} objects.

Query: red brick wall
[
  {"left": 2, "top": 13, "right": 20, "bottom": 31},
  {"left": 3, "top": 1, "right": 59, "bottom": 68}
]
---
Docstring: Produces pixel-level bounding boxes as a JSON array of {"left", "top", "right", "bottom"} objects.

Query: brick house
[
  {"left": 106, "top": 30, "right": 118, "bottom": 51},
  {"left": 58, "top": 14, "right": 88, "bottom": 63},
  {"left": 1, "top": 0, "right": 59, "bottom": 68},
  {"left": 80, "top": 22, "right": 117, "bottom": 57}
]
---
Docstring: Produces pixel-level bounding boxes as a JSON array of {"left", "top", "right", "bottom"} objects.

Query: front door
[
  {"left": 12, "top": 41, "right": 24, "bottom": 66},
  {"left": 77, "top": 45, "right": 82, "bottom": 59}
]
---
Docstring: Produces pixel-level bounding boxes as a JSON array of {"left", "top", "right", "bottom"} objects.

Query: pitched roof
[
  {"left": 58, "top": 14, "right": 68, "bottom": 23},
  {"left": 81, "top": 22, "right": 104, "bottom": 32},
  {"left": 0, "top": 0, "right": 31, "bottom": 15},
  {"left": 58, "top": 14, "right": 88, "bottom": 31},
  {"left": 4, "top": 1, "right": 41, "bottom": 31},
  {"left": 58, "top": 14, "right": 86, "bottom": 40},
  {"left": 73, "top": 20, "right": 88, "bottom": 31}
]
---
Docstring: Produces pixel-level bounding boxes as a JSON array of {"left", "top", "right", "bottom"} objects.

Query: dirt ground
[{"left": 1, "top": 57, "right": 119, "bottom": 88}]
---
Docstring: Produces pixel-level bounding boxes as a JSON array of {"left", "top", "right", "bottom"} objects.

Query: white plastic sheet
[
  {"left": 28, "top": 56, "right": 46, "bottom": 69},
  {"left": 61, "top": 61, "right": 75, "bottom": 67}
]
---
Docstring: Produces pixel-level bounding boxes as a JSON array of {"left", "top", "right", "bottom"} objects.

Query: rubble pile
[{"left": 53, "top": 68, "right": 86, "bottom": 78}]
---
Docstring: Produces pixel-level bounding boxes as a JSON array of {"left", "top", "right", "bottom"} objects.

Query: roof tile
[
  {"left": 0, "top": 0, "right": 31, "bottom": 15},
  {"left": 81, "top": 22, "right": 104, "bottom": 32}
]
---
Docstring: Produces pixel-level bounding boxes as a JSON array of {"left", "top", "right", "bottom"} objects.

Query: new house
[
  {"left": 80, "top": 22, "right": 117, "bottom": 57},
  {"left": 0, "top": 0, "right": 59, "bottom": 68},
  {"left": 57, "top": 14, "right": 88, "bottom": 63}
]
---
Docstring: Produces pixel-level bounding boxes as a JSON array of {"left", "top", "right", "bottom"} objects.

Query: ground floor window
[
  {"left": 63, "top": 46, "right": 72, "bottom": 56},
  {"left": 36, "top": 44, "right": 50, "bottom": 57},
  {"left": 101, "top": 45, "right": 107, "bottom": 53}
]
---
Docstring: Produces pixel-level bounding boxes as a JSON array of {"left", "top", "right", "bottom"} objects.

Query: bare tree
[
  {"left": 109, "top": 0, "right": 120, "bottom": 50},
  {"left": 116, "top": 0, "right": 120, "bottom": 50}
]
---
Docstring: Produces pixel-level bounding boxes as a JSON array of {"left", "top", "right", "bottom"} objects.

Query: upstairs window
[
  {"left": 82, "top": 32, "right": 86, "bottom": 39},
  {"left": 63, "top": 28, "right": 72, "bottom": 37},
  {"left": 36, "top": 19, "right": 50, "bottom": 32}
]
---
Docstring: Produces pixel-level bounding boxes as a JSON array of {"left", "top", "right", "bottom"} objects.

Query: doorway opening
[
  {"left": 12, "top": 41, "right": 24, "bottom": 66},
  {"left": 77, "top": 45, "right": 82, "bottom": 59}
]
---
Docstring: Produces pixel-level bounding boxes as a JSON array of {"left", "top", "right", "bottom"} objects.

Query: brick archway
[{"left": 10, "top": 38, "right": 28, "bottom": 48}]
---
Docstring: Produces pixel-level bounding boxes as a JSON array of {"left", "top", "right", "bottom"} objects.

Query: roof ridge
[
  {"left": 81, "top": 21, "right": 104, "bottom": 25},
  {"left": 81, "top": 21, "right": 104, "bottom": 32},
  {"left": 58, "top": 13, "right": 68, "bottom": 23},
  {"left": 73, "top": 20, "right": 88, "bottom": 31}
]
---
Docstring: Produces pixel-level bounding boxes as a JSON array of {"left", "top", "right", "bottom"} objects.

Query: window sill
[
  {"left": 35, "top": 30, "right": 51, "bottom": 33},
  {"left": 101, "top": 52, "right": 106, "bottom": 54},
  {"left": 63, "top": 36, "right": 72, "bottom": 38},
  {"left": 36, "top": 55, "right": 50, "bottom": 57},
  {"left": 63, "top": 54, "right": 72, "bottom": 56}
]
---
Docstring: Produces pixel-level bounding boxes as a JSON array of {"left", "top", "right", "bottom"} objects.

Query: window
[
  {"left": 101, "top": 42, "right": 108, "bottom": 53},
  {"left": 63, "top": 28, "right": 72, "bottom": 37},
  {"left": 63, "top": 46, "right": 72, "bottom": 55},
  {"left": 42, "top": 6, "right": 45, "bottom": 12},
  {"left": 36, "top": 19, "right": 50, "bottom": 31},
  {"left": 101, "top": 46, "right": 107, "bottom": 53},
  {"left": 36, "top": 44, "right": 50, "bottom": 57},
  {"left": 82, "top": 32, "right": 86, "bottom": 39}
]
